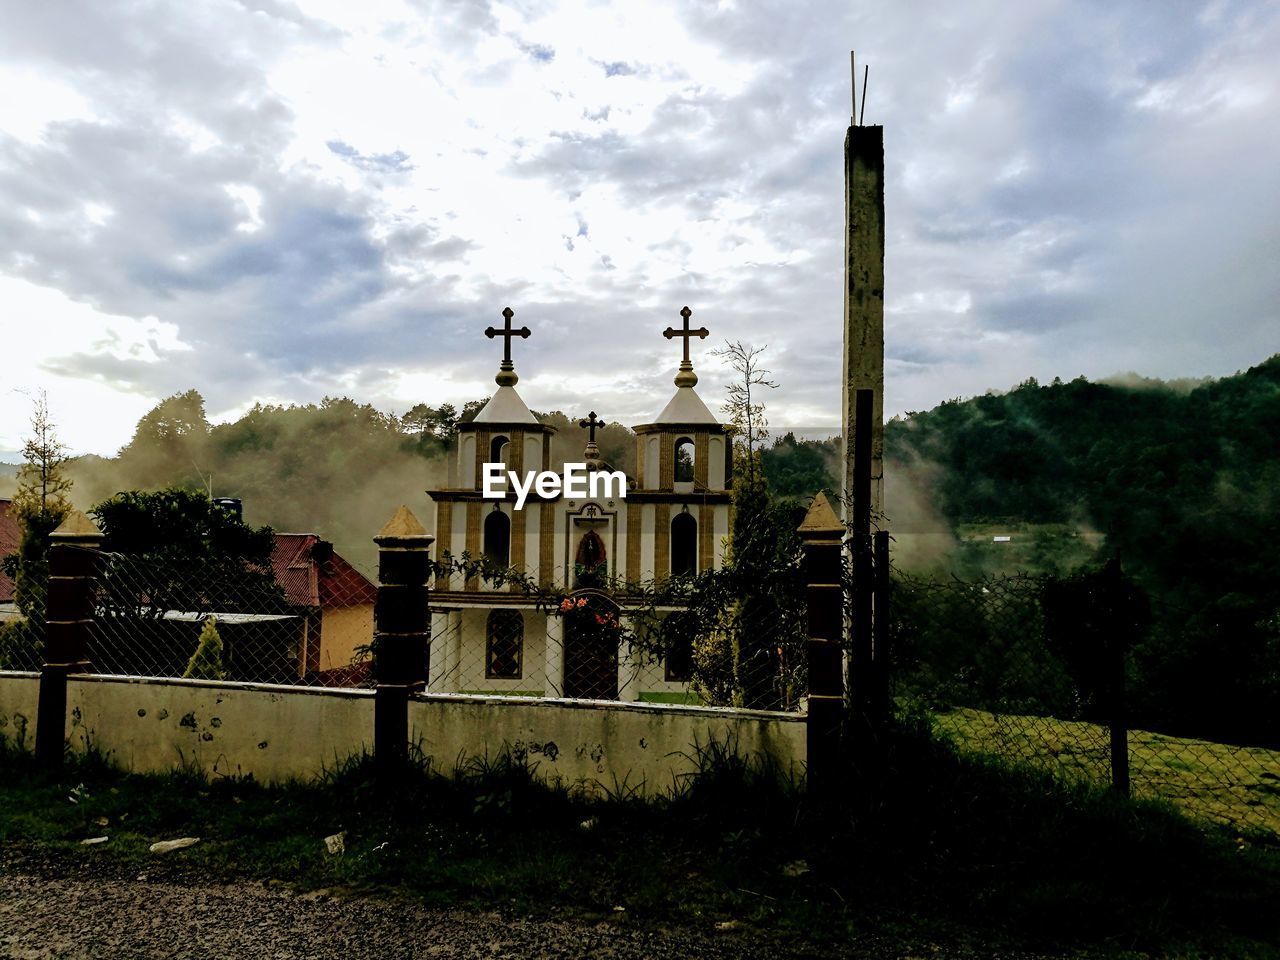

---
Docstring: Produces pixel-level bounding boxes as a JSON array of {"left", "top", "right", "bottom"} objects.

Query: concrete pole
[{"left": 841, "top": 124, "right": 885, "bottom": 523}]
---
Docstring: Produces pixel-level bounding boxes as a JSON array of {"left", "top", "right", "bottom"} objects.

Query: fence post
[
  {"left": 1103, "top": 558, "right": 1131, "bottom": 798},
  {"left": 872, "top": 530, "right": 891, "bottom": 726},
  {"left": 849, "top": 388, "right": 875, "bottom": 739},
  {"left": 799, "top": 492, "right": 846, "bottom": 797},
  {"left": 35, "top": 510, "right": 102, "bottom": 768},
  {"left": 373, "top": 506, "right": 433, "bottom": 779}
]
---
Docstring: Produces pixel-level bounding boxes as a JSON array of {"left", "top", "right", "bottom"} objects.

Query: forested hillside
[
  {"left": 881, "top": 356, "right": 1280, "bottom": 745},
  {"left": 886, "top": 355, "right": 1280, "bottom": 611}
]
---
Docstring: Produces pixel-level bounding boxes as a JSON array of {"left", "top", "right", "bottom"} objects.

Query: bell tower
[{"left": 629, "top": 307, "right": 732, "bottom": 581}]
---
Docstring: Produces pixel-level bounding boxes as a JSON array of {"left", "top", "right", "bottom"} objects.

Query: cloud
[{"left": 0, "top": 0, "right": 1277, "bottom": 460}]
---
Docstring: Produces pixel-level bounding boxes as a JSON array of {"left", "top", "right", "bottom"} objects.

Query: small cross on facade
[
  {"left": 485, "top": 307, "right": 531, "bottom": 368},
  {"left": 579, "top": 411, "right": 603, "bottom": 442},
  {"left": 663, "top": 306, "right": 709, "bottom": 365}
]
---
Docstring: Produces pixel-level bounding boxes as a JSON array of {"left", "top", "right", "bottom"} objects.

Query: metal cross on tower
[
  {"left": 485, "top": 306, "right": 531, "bottom": 385},
  {"left": 485, "top": 307, "right": 531, "bottom": 367},
  {"left": 663, "top": 306, "right": 709, "bottom": 365}
]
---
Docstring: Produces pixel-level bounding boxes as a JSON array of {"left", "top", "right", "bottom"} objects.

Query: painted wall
[
  {"left": 409, "top": 692, "right": 806, "bottom": 797},
  {"left": 454, "top": 607, "right": 548, "bottom": 696},
  {"left": 4, "top": 672, "right": 806, "bottom": 791},
  {"left": 0, "top": 671, "right": 38, "bottom": 752},
  {"left": 64, "top": 675, "right": 373, "bottom": 782},
  {"left": 320, "top": 603, "right": 374, "bottom": 673}
]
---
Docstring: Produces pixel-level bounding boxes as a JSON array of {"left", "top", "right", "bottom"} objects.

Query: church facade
[{"left": 425, "top": 307, "right": 732, "bottom": 703}]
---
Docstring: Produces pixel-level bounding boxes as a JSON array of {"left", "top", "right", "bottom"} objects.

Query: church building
[{"left": 425, "top": 307, "right": 732, "bottom": 702}]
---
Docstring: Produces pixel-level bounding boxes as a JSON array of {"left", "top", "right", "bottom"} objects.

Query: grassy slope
[
  {"left": 939, "top": 708, "right": 1280, "bottom": 836},
  {"left": 3, "top": 724, "right": 1280, "bottom": 958}
]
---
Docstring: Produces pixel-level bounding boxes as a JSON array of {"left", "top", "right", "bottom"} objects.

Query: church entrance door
[{"left": 562, "top": 592, "right": 620, "bottom": 700}]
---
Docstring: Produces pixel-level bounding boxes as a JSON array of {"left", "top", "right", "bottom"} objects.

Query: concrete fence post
[
  {"left": 35, "top": 510, "right": 103, "bottom": 768},
  {"left": 373, "top": 505, "right": 433, "bottom": 778},
  {"left": 798, "top": 492, "right": 846, "bottom": 797}
]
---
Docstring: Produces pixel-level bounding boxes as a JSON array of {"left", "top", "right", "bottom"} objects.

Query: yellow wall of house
[{"left": 320, "top": 604, "right": 374, "bottom": 673}]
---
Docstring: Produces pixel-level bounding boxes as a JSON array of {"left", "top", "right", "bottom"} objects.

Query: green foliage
[
  {"left": 183, "top": 616, "right": 227, "bottom": 681},
  {"left": 761, "top": 432, "right": 838, "bottom": 501},
  {"left": 91, "top": 488, "right": 284, "bottom": 623},
  {"left": 67, "top": 392, "right": 452, "bottom": 573},
  {"left": 114, "top": 389, "right": 212, "bottom": 491},
  {"left": 2, "top": 392, "right": 74, "bottom": 668},
  {"left": 711, "top": 339, "right": 778, "bottom": 486},
  {"left": 886, "top": 356, "right": 1280, "bottom": 746},
  {"left": 401, "top": 401, "right": 460, "bottom": 452},
  {"left": 93, "top": 488, "right": 274, "bottom": 566}
]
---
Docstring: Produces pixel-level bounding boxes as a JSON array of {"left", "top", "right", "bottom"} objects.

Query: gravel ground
[
  {"left": 0, "top": 870, "right": 847, "bottom": 960},
  {"left": 0, "top": 857, "right": 1096, "bottom": 960}
]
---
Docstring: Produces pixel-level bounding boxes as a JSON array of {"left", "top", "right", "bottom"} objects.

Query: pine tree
[
  {"left": 183, "top": 616, "right": 227, "bottom": 681},
  {"left": 7, "top": 391, "right": 74, "bottom": 619}
]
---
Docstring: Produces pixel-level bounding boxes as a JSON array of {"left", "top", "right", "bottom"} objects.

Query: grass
[
  {"left": 2, "top": 719, "right": 1280, "bottom": 958},
  {"left": 938, "top": 707, "right": 1280, "bottom": 836}
]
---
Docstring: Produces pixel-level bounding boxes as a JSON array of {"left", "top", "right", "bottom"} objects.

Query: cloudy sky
[{"left": 1, "top": 0, "right": 1277, "bottom": 459}]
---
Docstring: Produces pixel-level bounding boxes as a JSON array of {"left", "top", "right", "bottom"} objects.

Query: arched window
[
  {"left": 490, "top": 434, "right": 510, "bottom": 465},
  {"left": 483, "top": 509, "right": 511, "bottom": 567},
  {"left": 671, "top": 511, "right": 697, "bottom": 576},
  {"left": 674, "top": 437, "right": 695, "bottom": 483},
  {"left": 486, "top": 610, "right": 523, "bottom": 679}
]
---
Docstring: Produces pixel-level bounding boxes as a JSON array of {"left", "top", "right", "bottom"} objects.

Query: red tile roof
[
  {"left": 269, "top": 533, "right": 376, "bottom": 609},
  {"left": 0, "top": 500, "right": 19, "bottom": 604}
]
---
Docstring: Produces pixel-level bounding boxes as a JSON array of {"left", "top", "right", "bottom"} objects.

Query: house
[
  {"left": 269, "top": 533, "right": 377, "bottom": 685},
  {"left": 425, "top": 307, "right": 733, "bottom": 702},
  {"left": 0, "top": 500, "right": 20, "bottom": 622}
]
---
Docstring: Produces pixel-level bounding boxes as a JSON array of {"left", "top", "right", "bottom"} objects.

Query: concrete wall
[
  {"left": 2, "top": 672, "right": 806, "bottom": 792},
  {"left": 65, "top": 674, "right": 373, "bottom": 782},
  {"left": 409, "top": 692, "right": 806, "bottom": 797},
  {"left": 0, "top": 671, "right": 39, "bottom": 753}
]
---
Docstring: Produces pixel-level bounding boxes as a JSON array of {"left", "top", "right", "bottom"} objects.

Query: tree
[
  {"left": 698, "top": 342, "right": 803, "bottom": 708},
  {"left": 183, "top": 616, "right": 227, "bottom": 681},
  {"left": 6, "top": 391, "right": 74, "bottom": 615},
  {"left": 710, "top": 340, "right": 777, "bottom": 488},
  {"left": 402, "top": 403, "right": 460, "bottom": 444},
  {"left": 92, "top": 489, "right": 281, "bottom": 619},
  {"left": 115, "top": 389, "right": 211, "bottom": 489},
  {"left": 0, "top": 392, "right": 74, "bottom": 667}
]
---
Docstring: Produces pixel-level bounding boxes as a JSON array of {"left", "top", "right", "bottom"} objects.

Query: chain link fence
[
  {"left": 0, "top": 584, "right": 44, "bottom": 673},
  {"left": 88, "top": 550, "right": 376, "bottom": 688},
  {"left": 6, "top": 544, "right": 808, "bottom": 712},
  {"left": 890, "top": 570, "right": 1280, "bottom": 839},
  {"left": 423, "top": 578, "right": 807, "bottom": 712}
]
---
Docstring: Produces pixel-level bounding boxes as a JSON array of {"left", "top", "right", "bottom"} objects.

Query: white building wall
[
  {"left": 713, "top": 504, "right": 730, "bottom": 570},
  {"left": 639, "top": 503, "right": 656, "bottom": 580},
  {"left": 460, "top": 434, "right": 476, "bottom": 487}
]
